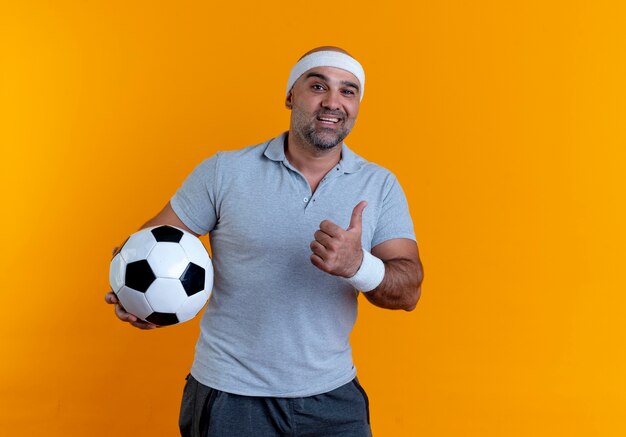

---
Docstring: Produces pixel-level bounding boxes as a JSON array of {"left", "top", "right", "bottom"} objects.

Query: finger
[
  {"left": 313, "top": 230, "right": 334, "bottom": 248},
  {"left": 130, "top": 320, "right": 158, "bottom": 330},
  {"left": 319, "top": 220, "right": 344, "bottom": 237},
  {"left": 104, "top": 291, "right": 118, "bottom": 305},
  {"left": 115, "top": 304, "right": 137, "bottom": 323},
  {"left": 310, "top": 253, "right": 330, "bottom": 273},
  {"left": 310, "top": 240, "right": 329, "bottom": 260},
  {"left": 111, "top": 246, "right": 120, "bottom": 256},
  {"left": 347, "top": 201, "right": 368, "bottom": 231}
]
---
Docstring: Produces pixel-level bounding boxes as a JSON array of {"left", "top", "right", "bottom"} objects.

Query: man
[{"left": 105, "top": 46, "right": 423, "bottom": 436}]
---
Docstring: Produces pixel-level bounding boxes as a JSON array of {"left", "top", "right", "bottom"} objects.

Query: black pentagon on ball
[
  {"left": 151, "top": 225, "right": 184, "bottom": 243},
  {"left": 125, "top": 260, "right": 156, "bottom": 292},
  {"left": 146, "top": 312, "right": 180, "bottom": 326},
  {"left": 180, "top": 263, "right": 205, "bottom": 297}
]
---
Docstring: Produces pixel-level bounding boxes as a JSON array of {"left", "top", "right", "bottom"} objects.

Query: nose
[{"left": 321, "top": 89, "right": 341, "bottom": 111}]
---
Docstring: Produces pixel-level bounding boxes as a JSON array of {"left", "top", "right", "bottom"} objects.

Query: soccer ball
[{"left": 109, "top": 225, "right": 213, "bottom": 326}]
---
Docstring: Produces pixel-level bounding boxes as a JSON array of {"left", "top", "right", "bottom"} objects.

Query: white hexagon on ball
[
  {"left": 109, "top": 253, "right": 126, "bottom": 293},
  {"left": 145, "top": 277, "right": 188, "bottom": 313},
  {"left": 176, "top": 290, "right": 209, "bottom": 323},
  {"left": 117, "top": 286, "right": 153, "bottom": 321},
  {"left": 204, "top": 262, "right": 214, "bottom": 292},
  {"left": 147, "top": 243, "right": 189, "bottom": 278},
  {"left": 179, "top": 233, "right": 210, "bottom": 268},
  {"left": 121, "top": 231, "right": 157, "bottom": 263}
]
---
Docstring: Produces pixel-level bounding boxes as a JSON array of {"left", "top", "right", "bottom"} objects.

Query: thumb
[{"left": 347, "top": 200, "right": 368, "bottom": 231}]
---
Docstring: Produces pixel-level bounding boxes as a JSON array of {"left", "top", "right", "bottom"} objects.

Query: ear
[{"left": 285, "top": 91, "right": 293, "bottom": 109}]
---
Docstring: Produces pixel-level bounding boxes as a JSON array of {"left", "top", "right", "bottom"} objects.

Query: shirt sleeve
[
  {"left": 170, "top": 154, "right": 220, "bottom": 236},
  {"left": 371, "top": 174, "right": 416, "bottom": 248}
]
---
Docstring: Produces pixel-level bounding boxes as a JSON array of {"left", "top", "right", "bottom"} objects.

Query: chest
[{"left": 210, "top": 164, "right": 381, "bottom": 253}]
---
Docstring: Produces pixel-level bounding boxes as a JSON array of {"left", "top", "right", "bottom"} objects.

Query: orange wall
[{"left": 1, "top": 1, "right": 625, "bottom": 436}]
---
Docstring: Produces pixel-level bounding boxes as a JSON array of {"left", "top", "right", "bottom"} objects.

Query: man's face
[{"left": 287, "top": 66, "right": 361, "bottom": 150}]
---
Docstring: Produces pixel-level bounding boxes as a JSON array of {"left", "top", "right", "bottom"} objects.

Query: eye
[
  {"left": 342, "top": 89, "right": 356, "bottom": 96},
  {"left": 312, "top": 83, "right": 326, "bottom": 91}
]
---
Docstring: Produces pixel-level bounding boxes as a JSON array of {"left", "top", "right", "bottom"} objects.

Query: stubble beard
[{"left": 292, "top": 108, "right": 352, "bottom": 151}]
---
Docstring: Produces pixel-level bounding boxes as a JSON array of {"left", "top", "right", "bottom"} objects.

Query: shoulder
[
  {"left": 185, "top": 137, "right": 276, "bottom": 178},
  {"left": 211, "top": 136, "right": 278, "bottom": 169},
  {"left": 181, "top": 137, "right": 277, "bottom": 186},
  {"left": 347, "top": 151, "right": 401, "bottom": 190},
  {"left": 343, "top": 144, "right": 395, "bottom": 179}
]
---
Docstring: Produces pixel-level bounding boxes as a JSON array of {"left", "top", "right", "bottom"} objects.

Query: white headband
[{"left": 286, "top": 51, "right": 365, "bottom": 101}]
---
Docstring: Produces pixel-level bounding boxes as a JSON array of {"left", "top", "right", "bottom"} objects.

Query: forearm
[{"left": 363, "top": 257, "right": 422, "bottom": 311}]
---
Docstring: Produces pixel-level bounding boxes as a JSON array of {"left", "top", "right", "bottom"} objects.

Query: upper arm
[
  {"left": 140, "top": 202, "right": 200, "bottom": 237},
  {"left": 168, "top": 155, "right": 219, "bottom": 235}
]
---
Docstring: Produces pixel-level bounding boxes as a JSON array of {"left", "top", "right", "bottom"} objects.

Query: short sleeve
[
  {"left": 170, "top": 154, "right": 220, "bottom": 235},
  {"left": 371, "top": 174, "right": 416, "bottom": 248}
]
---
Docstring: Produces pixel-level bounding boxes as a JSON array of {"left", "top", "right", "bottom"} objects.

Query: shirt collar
[{"left": 263, "top": 132, "right": 363, "bottom": 174}]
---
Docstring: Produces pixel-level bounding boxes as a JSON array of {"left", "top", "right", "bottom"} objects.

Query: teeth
[{"left": 318, "top": 117, "right": 339, "bottom": 123}]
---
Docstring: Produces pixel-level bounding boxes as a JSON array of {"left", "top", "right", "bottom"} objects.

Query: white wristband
[{"left": 346, "top": 249, "right": 385, "bottom": 292}]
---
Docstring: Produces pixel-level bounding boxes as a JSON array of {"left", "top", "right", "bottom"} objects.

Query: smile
[{"left": 316, "top": 116, "right": 340, "bottom": 124}]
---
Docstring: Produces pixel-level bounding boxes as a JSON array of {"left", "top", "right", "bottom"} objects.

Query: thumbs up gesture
[{"left": 310, "top": 201, "right": 367, "bottom": 278}]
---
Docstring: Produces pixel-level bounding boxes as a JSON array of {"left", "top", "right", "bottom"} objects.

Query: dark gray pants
[{"left": 179, "top": 374, "right": 372, "bottom": 437}]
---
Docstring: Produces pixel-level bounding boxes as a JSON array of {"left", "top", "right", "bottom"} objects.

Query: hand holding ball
[{"left": 109, "top": 225, "right": 213, "bottom": 326}]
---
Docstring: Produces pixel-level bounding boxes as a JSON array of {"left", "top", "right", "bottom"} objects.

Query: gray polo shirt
[{"left": 171, "top": 132, "right": 415, "bottom": 397}]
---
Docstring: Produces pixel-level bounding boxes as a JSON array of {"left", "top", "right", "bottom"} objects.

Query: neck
[{"left": 285, "top": 130, "right": 342, "bottom": 175}]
